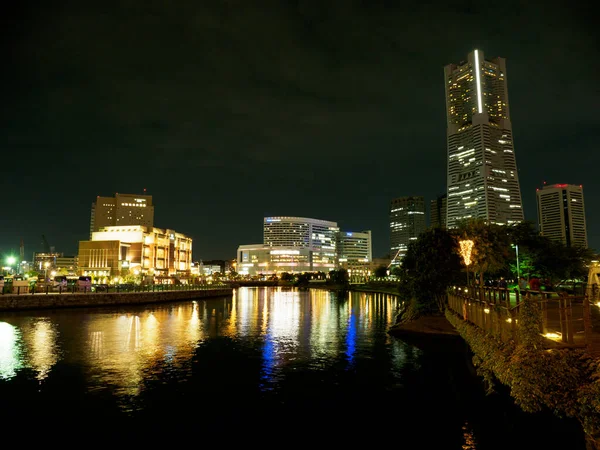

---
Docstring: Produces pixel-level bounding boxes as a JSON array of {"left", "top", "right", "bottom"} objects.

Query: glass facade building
[
  {"left": 536, "top": 184, "right": 588, "bottom": 248},
  {"left": 238, "top": 217, "right": 339, "bottom": 275},
  {"left": 389, "top": 196, "right": 426, "bottom": 264},
  {"left": 445, "top": 50, "right": 523, "bottom": 228},
  {"left": 430, "top": 194, "right": 447, "bottom": 229}
]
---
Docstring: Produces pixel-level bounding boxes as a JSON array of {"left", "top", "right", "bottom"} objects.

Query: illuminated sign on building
[{"left": 270, "top": 250, "right": 300, "bottom": 255}]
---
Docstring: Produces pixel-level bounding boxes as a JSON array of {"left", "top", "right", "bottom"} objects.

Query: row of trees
[
  {"left": 276, "top": 269, "right": 349, "bottom": 286},
  {"left": 396, "top": 220, "right": 595, "bottom": 318}
]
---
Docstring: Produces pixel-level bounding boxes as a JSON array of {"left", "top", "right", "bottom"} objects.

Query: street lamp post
[{"left": 512, "top": 244, "right": 520, "bottom": 281}]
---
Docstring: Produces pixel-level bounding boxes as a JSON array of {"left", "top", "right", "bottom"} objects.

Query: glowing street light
[
  {"left": 44, "top": 262, "right": 50, "bottom": 281},
  {"left": 459, "top": 239, "right": 474, "bottom": 286},
  {"left": 5, "top": 256, "right": 17, "bottom": 275},
  {"left": 511, "top": 243, "right": 520, "bottom": 281}
]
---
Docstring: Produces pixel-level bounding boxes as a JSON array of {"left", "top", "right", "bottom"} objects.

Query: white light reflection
[
  {"left": 0, "top": 322, "right": 24, "bottom": 380},
  {"left": 262, "top": 289, "right": 301, "bottom": 381}
]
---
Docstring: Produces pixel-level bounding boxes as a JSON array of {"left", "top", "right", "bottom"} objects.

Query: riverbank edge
[
  {"left": 445, "top": 308, "right": 600, "bottom": 449},
  {"left": 388, "top": 314, "right": 459, "bottom": 338},
  {"left": 348, "top": 284, "right": 399, "bottom": 297},
  {"left": 349, "top": 286, "right": 460, "bottom": 338},
  {"left": 0, "top": 288, "right": 233, "bottom": 312}
]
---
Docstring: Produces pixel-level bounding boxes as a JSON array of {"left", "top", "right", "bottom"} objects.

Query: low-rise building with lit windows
[
  {"left": 237, "top": 244, "right": 313, "bottom": 276},
  {"left": 56, "top": 256, "right": 78, "bottom": 274},
  {"left": 77, "top": 225, "right": 192, "bottom": 283}
]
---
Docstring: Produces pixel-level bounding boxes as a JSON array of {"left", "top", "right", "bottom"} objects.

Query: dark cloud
[{"left": 1, "top": 0, "right": 598, "bottom": 259}]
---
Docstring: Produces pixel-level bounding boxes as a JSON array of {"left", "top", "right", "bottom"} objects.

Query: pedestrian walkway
[{"left": 448, "top": 286, "right": 600, "bottom": 357}]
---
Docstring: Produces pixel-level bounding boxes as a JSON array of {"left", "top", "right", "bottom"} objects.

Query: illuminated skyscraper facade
[
  {"left": 445, "top": 50, "right": 523, "bottom": 228},
  {"left": 536, "top": 184, "right": 588, "bottom": 248},
  {"left": 390, "top": 196, "right": 426, "bottom": 264}
]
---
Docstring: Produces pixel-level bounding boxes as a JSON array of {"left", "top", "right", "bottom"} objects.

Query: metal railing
[
  {"left": 1, "top": 283, "right": 228, "bottom": 296},
  {"left": 447, "top": 286, "right": 599, "bottom": 351}
]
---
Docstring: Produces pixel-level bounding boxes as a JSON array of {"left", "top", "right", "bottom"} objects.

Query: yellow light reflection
[
  {"left": 462, "top": 421, "right": 477, "bottom": 449},
  {"left": 309, "top": 290, "right": 337, "bottom": 360},
  {"left": 26, "top": 319, "right": 60, "bottom": 381},
  {"left": 186, "top": 302, "right": 201, "bottom": 346}
]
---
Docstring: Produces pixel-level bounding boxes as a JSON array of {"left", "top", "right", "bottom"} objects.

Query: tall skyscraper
[
  {"left": 90, "top": 193, "right": 154, "bottom": 238},
  {"left": 430, "top": 194, "right": 447, "bottom": 228},
  {"left": 444, "top": 49, "right": 523, "bottom": 228},
  {"left": 390, "top": 196, "right": 426, "bottom": 264},
  {"left": 536, "top": 184, "right": 588, "bottom": 248}
]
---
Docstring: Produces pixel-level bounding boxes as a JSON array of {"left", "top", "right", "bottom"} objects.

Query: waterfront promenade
[
  {"left": 447, "top": 286, "right": 600, "bottom": 356},
  {"left": 0, "top": 284, "right": 233, "bottom": 311}
]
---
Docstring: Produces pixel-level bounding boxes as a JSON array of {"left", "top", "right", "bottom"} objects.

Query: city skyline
[{"left": 1, "top": 3, "right": 598, "bottom": 260}]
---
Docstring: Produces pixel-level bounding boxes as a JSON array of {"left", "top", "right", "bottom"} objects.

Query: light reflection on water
[
  {"left": 0, "top": 288, "right": 402, "bottom": 397},
  {"left": 0, "top": 319, "right": 60, "bottom": 381},
  {"left": 0, "top": 287, "right": 589, "bottom": 448}
]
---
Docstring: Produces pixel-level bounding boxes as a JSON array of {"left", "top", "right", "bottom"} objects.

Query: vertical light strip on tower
[{"left": 474, "top": 49, "right": 483, "bottom": 113}]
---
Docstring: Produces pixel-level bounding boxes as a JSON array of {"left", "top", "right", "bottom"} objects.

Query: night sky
[{"left": 1, "top": 1, "right": 598, "bottom": 262}]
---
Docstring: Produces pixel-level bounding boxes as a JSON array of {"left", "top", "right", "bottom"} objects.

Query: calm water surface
[{"left": 0, "top": 287, "right": 585, "bottom": 448}]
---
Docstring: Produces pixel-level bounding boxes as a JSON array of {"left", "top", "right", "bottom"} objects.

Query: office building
[
  {"left": 390, "top": 196, "right": 426, "bottom": 264},
  {"left": 237, "top": 216, "right": 339, "bottom": 276},
  {"left": 264, "top": 216, "right": 338, "bottom": 269},
  {"left": 444, "top": 49, "right": 523, "bottom": 228},
  {"left": 237, "top": 244, "right": 312, "bottom": 275},
  {"left": 430, "top": 194, "right": 447, "bottom": 228},
  {"left": 536, "top": 184, "right": 588, "bottom": 248},
  {"left": 337, "top": 230, "right": 372, "bottom": 265},
  {"left": 78, "top": 225, "right": 192, "bottom": 283},
  {"left": 56, "top": 256, "right": 78, "bottom": 274},
  {"left": 337, "top": 230, "right": 372, "bottom": 283},
  {"left": 90, "top": 193, "right": 154, "bottom": 238}
]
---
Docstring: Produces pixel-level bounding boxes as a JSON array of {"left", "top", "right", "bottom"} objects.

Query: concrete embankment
[
  {"left": 0, "top": 288, "right": 233, "bottom": 312},
  {"left": 388, "top": 315, "right": 459, "bottom": 338}
]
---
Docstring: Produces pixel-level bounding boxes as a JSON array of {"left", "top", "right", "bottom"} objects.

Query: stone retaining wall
[{"left": 0, "top": 288, "right": 233, "bottom": 312}]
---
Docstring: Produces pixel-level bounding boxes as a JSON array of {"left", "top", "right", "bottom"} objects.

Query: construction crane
[
  {"left": 41, "top": 235, "right": 52, "bottom": 253},
  {"left": 388, "top": 248, "right": 403, "bottom": 269}
]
